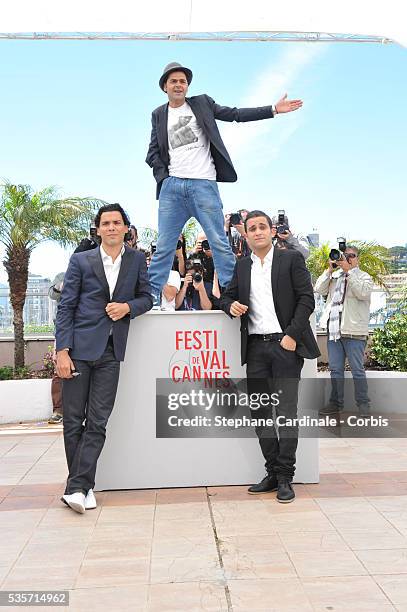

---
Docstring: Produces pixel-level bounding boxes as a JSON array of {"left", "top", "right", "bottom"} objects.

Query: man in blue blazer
[
  {"left": 55, "top": 203, "right": 152, "bottom": 513},
  {"left": 146, "top": 61, "right": 303, "bottom": 300}
]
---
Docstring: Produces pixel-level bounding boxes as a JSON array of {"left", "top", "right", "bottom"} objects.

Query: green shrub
[
  {"left": 0, "top": 365, "right": 33, "bottom": 380},
  {"left": 0, "top": 366, "right": 14, "bottom": 380},
  {"left": 370, "top": 312, "right": 407, "bottom": 371}
]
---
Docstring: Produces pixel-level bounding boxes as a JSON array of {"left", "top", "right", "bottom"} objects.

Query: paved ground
[{"left": 1, "top": 425, "right": 407, "bottom": 611}]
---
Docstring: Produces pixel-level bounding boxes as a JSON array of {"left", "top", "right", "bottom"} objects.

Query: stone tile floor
[{"left": 1, "top": 424, "right": 407, "bottom": 611}]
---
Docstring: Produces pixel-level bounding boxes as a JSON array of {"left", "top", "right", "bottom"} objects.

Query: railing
[
  {"left": 0, "top": 289, "right": 400, "bottom": 338},
  {"left": 0, "top": 291, "right": 56, "bottom": 337}
]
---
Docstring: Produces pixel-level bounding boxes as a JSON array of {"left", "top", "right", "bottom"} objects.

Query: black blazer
[
  {"left": 145, "top": 94, "right": 274, "bottom": 198},
  {"left": 220, "top": 249, "right": 321, "bottom": 365},
  {"left": 55, "top": 246, "right": 153, "bottom": 361}
]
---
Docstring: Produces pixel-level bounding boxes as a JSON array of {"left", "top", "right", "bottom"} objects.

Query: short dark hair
[
  {"left": 94, "top": 203, "right": 130, "bottom": 228},
  {"left": 244, "top": 210, "right": 273, "bottom": 232}
]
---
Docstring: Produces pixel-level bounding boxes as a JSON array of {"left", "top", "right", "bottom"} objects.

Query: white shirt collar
[
  {"left": 100, "top": 244, "right": 125, "bottom": 263},
  {"left": 250, "top": 246, "right": 274, "bottom": 265}
]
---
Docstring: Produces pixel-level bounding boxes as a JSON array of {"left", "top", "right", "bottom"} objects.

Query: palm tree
[
  {"left": 0, "top": 182, "right": 105, "bottom": 369},
  {"left": 139, "top": 218, "right": 201, "bottom": 251},
  {"left": 306, "top": 241, "right": 390, "bottom": 287}
]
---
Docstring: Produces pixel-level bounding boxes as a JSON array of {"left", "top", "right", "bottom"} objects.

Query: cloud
[{"left": 218, "top": 43, "right": 325, "bottom": 162}]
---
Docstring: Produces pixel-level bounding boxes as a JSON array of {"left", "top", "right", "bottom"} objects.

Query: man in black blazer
[
  {"left": 55, "top": 203, "right": 152, "bottom": 513},
  {"left": 146, "top": 61, "right": 303, "bottom": 301},
  {"left": 220, "top": 210, "right": 320, "bottom": 503}
]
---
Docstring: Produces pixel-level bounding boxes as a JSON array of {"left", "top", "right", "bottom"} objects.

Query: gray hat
[{"left": 159, "top": 62, "right": 193, "bottom": 91}]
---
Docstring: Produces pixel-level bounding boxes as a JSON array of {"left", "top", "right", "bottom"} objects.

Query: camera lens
[
  {"left": 329, "top": 249, "right": 341, "bottom": 261},
  {"left": 193, "top": 272, "right": 202, "bottom": 283}
]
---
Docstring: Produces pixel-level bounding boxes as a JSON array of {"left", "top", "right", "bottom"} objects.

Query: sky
[{"left": 0, "top": 38, "right": 406, "bottom": 283}]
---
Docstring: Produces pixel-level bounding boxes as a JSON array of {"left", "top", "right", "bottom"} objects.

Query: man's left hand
[
  {"left": 280, "top": 335, "right": 297, "bottom": 351},
  {"left": 275, "top": 94, "right": 303, "bottom": 114},
  {"left": 106, "top": 302, "right": 130, "bottom": 321}
]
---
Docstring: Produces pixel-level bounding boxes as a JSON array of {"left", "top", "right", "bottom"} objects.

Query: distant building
[
  {"left": 383, "top": 272, "right": 407, "bottom": 314},
  {"left": 0, "top": 274, "right": 53, "bottom": 332},
  {"left": 307, "top": 230, "right": 319, "bottom": 248}
]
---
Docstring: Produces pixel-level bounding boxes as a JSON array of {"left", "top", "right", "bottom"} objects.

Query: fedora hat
[{"left": 159, "top": 62, "right": 193, "bottom": 91}]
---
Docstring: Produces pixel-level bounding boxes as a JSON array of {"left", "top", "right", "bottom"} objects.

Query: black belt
[{"left": 249, "top": 333, "right": 284, "bottom": 342}]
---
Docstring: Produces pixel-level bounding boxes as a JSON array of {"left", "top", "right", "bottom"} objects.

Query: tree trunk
[{"left": 3, "top": 246, "right": 30, "bottom": 370}]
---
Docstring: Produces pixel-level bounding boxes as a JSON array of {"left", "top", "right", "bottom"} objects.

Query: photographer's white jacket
[{"left": 314, "top": 267, "right": 374, "bottom": 335}]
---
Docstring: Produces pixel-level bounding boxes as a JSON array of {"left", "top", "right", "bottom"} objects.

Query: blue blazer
[{"left": 55, "top": 246, "right": 153, "bottom": 361}]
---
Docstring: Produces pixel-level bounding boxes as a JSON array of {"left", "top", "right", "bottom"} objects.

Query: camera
[
  {"left": 272, "top": 210, "right": 290, "bottom": 237},
  {"left": 277, "top": 209, "right": 286, "bottom": 226},
  {"left": 150, "top": 241, "right": 157, "bottom": 254},
  {"left": 89, "top": 225, "right": 97, "bottom": 240},
  {"left": 329, "top": 237, "right": 347, "bottom": 268},
  {"left": 185, "top": 258, "right": 204, "bottom": 284},
  {"left": 229, "top": 212, "right": 242, "bottom": 226},
  {"left": 201, "top": 239, "right": 210, "bottom": 251},
  {"left": 176, "top": 239, "right": 183, "bottom": 250},
  {"left": 276, "top": 223, "right": 290, "bottom": 235}
]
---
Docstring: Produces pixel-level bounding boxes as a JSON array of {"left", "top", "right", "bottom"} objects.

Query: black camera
[
  {"left": 186, "top": 258, "right": 204, "bottom": 284},
  {"left": 276, "top": 223, "right": 290, "bottom": 235},
  {"left": 201, "top": 239, "right": 210, "bottom": 251},
  {"left": 329, "top": 237, "right": 347, "bottom": 268},
  {"left": 89, "top": 225, "right": 97, "bottom": 240},
  {"left": 229, "top": 212, "right": 242, "bottom": 226},
  {"left": 150, "top": 241, "right": 157, "bottom": 254},
  {"left": 277, "top": 209, "right": 286, "bottom": 226},
  {"left": 272, "top": 210, "right": 290, "bottom": 237},
  {"left": 176, "top": 239, "right": 183, "bottom": 250}
]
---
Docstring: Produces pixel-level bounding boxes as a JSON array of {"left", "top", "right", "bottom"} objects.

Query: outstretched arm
[{"left": 210, "top": 93, "right": 302, "bottom": 123}]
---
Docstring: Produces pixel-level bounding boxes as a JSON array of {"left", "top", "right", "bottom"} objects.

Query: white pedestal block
[{"left": 95, "top": 311, "right": 319, "bottom": 490}]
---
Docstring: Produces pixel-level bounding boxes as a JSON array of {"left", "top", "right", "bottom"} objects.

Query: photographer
[
  {"left": 126, "top": 225, "right": 138, "bottom": 250},
  {"left": 175, "top": 258, "right": 213, "bottom": 311},
  {"left": 271, "top": 212, "right": 310, "bottom": 260},
  {"left": 190, "top": 232, "right": 215, "bottom": 282},
  {"left": 73, "top": 226, "right": 99, "bottom": 254},
  {"left": 148, "top": 241, "right": 182, "bottom": 310},
  {"left": 315, "top": 244, "right": 374, "bottom": 417},
  {"left": 225, "top": 209, "right": 251, "bottom": 258}
]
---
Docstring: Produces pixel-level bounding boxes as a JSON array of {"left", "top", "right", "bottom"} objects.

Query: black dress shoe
[
  {"left": 276, "top": 479, "right": 295, "bottom": 503},
  {"left": 248, "top": 474, "right": 278, "bottom": 495}
]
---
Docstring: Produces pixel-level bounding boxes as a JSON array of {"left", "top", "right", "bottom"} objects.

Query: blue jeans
[
  {"left": 327, "top": 337, "right": 369, "bottom": 407},
  {"left": 148, "top": 177, "right": 236, "bottom": 295}
]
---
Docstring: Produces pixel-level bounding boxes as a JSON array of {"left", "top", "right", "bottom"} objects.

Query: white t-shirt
[
  {"left": 161, "top": 270, "right": 181, "bottom": 311},
  {"left": 167, "top": 102, "right": 216, "bottom": 180}
]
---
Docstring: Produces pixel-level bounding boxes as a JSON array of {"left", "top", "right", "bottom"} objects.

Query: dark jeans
[
  {"left": 246, "top": 337, "right": 304, "bottom": 480},
  {"left": 62, "top": 341, "right": 120, "bottom": 494},
  {"left": 327, "top": 338, "right": 369, "bottom": 407}
]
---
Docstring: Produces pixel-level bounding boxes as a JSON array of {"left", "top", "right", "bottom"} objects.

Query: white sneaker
[
  {"left": 85, "top": 489, "right": 97, "bottom": 510},
  {"left": 62, "top": 492, "right": 86, "bottom": 514}
]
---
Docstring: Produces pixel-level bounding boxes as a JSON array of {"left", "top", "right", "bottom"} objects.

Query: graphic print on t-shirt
[{"left": 169, "top": 116, "right": 198, "bottom": 149}]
